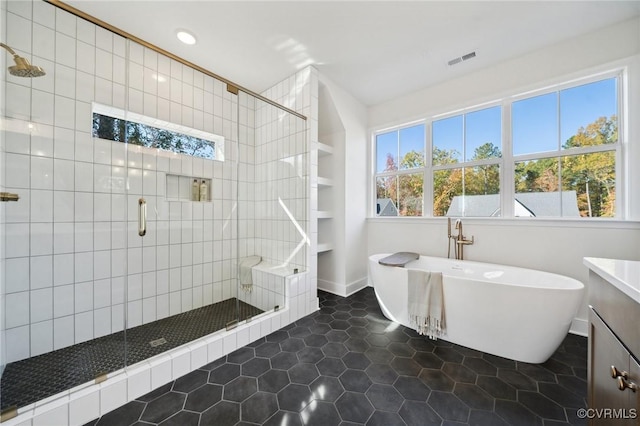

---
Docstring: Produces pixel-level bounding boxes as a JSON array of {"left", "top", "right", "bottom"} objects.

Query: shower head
[{"left": 1, "top": 42, "right": 46, "bottom": 78}]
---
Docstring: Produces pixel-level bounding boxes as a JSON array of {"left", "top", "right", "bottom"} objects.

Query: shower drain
[{"left": 149, "top": 338, "right": 167, "bottom": 348}]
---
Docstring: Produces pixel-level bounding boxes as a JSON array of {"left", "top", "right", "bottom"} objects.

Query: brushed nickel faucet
[{"left": 447, "top": 218, "right": 474, "bottom": 260}]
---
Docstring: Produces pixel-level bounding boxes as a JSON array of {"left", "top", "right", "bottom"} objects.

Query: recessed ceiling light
[{"left": 176, "top": 30, "right": 196, "bottom": 45}]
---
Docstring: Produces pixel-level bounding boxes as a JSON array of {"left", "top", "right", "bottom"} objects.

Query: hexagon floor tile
[{"left": 86, "top": 288, "right": 587, "bottom": 425}]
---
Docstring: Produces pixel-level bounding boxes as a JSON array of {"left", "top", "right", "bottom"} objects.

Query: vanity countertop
[{"left": 584, "top": 257, "right": 640, "bottom": 304}]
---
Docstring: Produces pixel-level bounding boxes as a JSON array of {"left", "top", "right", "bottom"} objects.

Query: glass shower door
[
  {"left": 0, "top": 2, "right": 129, "bottom": 412},
  {"left": 118, "top": 54, "right": 242, "bottom": 365}
]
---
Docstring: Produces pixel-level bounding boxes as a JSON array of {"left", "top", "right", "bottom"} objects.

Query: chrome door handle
[{"left": 138, "top": 198, "right": 146, "bottom": 236}]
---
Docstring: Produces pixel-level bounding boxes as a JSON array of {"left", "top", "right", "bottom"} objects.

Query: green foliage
[
  {"left": 92, "top": 113, "right": 215, "bottom": 159},
  {"left": 432, "top": 142, "right": 501, "bottom": 216},
  {"left": 385, "top": 114, "right": 616, "bottom": 218},
  {"left": 515, "top": 115, "right": 617, "bottom": 217},
  {"left": 472, "top": 142, "right": 502, "bottom": 160}
]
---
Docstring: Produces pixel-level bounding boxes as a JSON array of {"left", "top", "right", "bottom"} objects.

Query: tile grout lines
[{"left": 87, "top": 287, "right": 588, "bottom": 426}]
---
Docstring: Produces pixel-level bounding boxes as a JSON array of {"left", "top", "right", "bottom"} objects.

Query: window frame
[
  {"left": 373, "top": 120, "right": 427, "bottom": 217},
  {"left": 371, "top": 68, "right": 624, "bottom": 220}
]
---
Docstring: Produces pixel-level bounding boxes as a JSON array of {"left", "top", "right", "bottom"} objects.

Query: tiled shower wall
[
  {"left": 261, "top": 67, "right": 319, "bottom": 316},
  {"left": 253, "top": 98, "right": 307, "bottom": 271},
  {"left": 236, "top": 78, "right": 310, "bottom": 317},
  {"left": 1, "top": 1, "right": 241, "bottom": 363}
]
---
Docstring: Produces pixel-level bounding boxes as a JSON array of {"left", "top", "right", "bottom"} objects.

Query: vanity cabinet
[
  {"left": 588, "top": 308, "right": 639, "bottom": 425},
  {"left": 585, "top": 258, "right": 640, "bottom": 425}
]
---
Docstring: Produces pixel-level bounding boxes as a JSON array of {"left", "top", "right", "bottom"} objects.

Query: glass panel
[
  {"left": 465, "top": 106, "right": 502, "bottom": 161},
  {"left": 515, "top": 159, "right": 561, "bottom": 217},
  {"left": 398, "top": 174, "right": 423, "bottom": 216},
  {"left": 466, "top": 164, "right": 500, "bottom": 197},
  {"left": 245, "top": 94, "right": 307, "bottom": 315},
  {"left": 122, "top": 44, "right": 241, "bottom": 371},
  {"left": 561, "top": 152, "right": 616, "bottom": 217},
  {"left": 434, "top": 166, "right": 500, "bottom": 217},
  {"left": 376, "top": 176, "right": 398, "bottom": 216},
  {"left": 512, "top": 92, "right": 558, "bottom": 155},
  {"left": 560, "top": 78, "right": 617, "bottom": 148},
  {"left": 0, "top": 7, "right": 129, "bottom": 411},
  {"left": 433, "top": 115, "right": 462, "bottom": 165},
  {"left": 376, "top": 131, "right": 397, "bottom": 173},
  {"left": 433, "top": 169, "right": 463, "bottom": 216},
  {"left": 399, "top": 124, "right": 425, "bottom": 170}
]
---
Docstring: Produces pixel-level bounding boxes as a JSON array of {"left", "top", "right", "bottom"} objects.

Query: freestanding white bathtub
[{"left": 369, "top": 253, "right": 585, "bottom": 363}]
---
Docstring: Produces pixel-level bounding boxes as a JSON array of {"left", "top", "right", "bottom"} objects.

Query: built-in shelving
[
  {"left": 317, "top": 242, "right": 334, "bottom": 253},
  {"left": 317, "top": 177, "right": 333, "bottom": 188},
  {"left": 317, "top": 142, "right": 334, "bottom": 157},
  {"left": 316, "top": 138, "right": 334, "bottom": 255}
]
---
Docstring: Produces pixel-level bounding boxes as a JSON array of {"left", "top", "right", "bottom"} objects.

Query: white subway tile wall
[
  {"left": 2, "top": 4, "right": 251, "bottom": 363},
  {"left": 259, "top": 67, "right": 319, "bottom": 316}
]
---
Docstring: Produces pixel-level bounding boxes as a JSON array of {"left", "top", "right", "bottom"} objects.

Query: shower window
[{"left": 92, "top": 103, "right": 225, "bottom": 161}]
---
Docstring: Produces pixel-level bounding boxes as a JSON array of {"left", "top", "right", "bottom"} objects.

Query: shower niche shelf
[{"left": 166, "top": 174, "right": 212, "bottom": 202}]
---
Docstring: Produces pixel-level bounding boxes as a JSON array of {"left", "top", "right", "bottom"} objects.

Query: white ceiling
[{"left": 65, "top": 1, "right": 640, "bottom": 106}]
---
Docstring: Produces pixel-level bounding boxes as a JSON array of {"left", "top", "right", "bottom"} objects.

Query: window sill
[{"left": 366, "top": 216, "right": 640, "bottom": 230}]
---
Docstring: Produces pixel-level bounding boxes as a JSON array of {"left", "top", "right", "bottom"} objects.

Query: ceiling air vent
[{"left": 448, "top": 51, "right": 476, "bottom": 66}]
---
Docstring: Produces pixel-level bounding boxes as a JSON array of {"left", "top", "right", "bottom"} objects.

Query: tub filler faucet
[{"left": 447, "top": 218, "right": 474, "bottom": 260}]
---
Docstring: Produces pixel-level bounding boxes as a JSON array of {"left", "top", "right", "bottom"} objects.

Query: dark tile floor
[
  {"left": 1, "top": 298, "right": 262, "bottom": 410},
  {"left": 86, "top": 288, "right": 588, "bottom": 426}
]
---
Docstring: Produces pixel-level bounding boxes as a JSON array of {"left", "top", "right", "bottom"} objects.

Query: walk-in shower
[{"left": 0, "top": 0, "right": 308, "bottom": 418}]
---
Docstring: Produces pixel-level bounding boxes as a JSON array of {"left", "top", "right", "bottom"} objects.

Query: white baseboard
[
  {"left": 318, "top": 277, "right": 368, "bottom": 297},
  {"left": 569, "top": 318, "right": 588, "bottom": 337}
]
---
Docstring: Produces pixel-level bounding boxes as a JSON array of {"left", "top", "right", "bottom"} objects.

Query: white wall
[{"left": 366, "top": 17, "right": 640, "bottom": 335}]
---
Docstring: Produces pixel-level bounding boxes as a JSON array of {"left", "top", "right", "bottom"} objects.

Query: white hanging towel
[
  {"left": 239, "top": 256, "right": 262, "bottom": 293},
  {"left": 408, "top": 269, "right": 446, "bottom": 340}
]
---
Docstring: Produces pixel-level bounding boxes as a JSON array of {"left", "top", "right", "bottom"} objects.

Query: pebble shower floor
[
  {"left": 0, "top": 299, "right": 262, "bottom": 410},
  {"left": 86, "top": 287, "right": 588, "bottom": 426}
]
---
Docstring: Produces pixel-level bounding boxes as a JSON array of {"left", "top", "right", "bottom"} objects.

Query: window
[
  {"left": 513, "top": 78, "right": 617, "bottom": 217},
  {"left": 432, "top": 106, "right": 502, "bottom": 217},
  {"left": 92, "top": 103, "right": 224, "bottom": 161},
  {"left": 372, "top": 73, "right": 622, "bottom": 219},
  {"left": 375, "top": 124, "right": 425, "bottom": 216}
]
